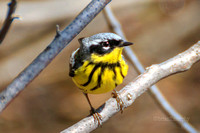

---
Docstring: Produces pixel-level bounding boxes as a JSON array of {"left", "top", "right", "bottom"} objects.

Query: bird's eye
[
  {"left": 102, "top": 42, "right": 110, "bottom": 47},
  {"left": 101, "top": 42, "right": 110, "bottom": 50}
]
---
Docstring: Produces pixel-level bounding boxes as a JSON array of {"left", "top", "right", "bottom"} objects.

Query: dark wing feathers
[{"left": 69, "top": 48, "right": 79, "bottom": 77}]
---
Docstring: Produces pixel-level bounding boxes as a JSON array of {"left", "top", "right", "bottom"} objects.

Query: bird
[{"left": 69, "top": 33, "right": 133, "bottom": 126}]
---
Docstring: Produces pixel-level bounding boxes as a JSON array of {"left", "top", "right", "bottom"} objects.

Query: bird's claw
[
  {"left": 90, "top": 108, "right": 102, "bottom": 127},
  {"left": 112, "top": 89, "right": 125, "bottom": 113}
]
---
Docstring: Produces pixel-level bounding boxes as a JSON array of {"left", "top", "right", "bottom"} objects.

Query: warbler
[{"left": 69, "top": 33, "right": 133, "bottom": 125}]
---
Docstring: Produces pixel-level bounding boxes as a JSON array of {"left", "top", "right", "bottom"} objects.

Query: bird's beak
[{"left": 119, "top": 41, "right": 134, "bottom": 47}]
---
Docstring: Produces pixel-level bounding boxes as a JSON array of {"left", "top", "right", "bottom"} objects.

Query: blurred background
[{"left": 0, "top": 0, "right": 200, "bottom": 133}]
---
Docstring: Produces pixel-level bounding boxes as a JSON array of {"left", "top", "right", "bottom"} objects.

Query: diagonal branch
[
  {"left": 0, "top": 0, "right": 18, "bottom": 44},
  {"left": 103, "top": 6, "right": 198, "bottom": 133},
  {"left": 0, "top": 0, "right": 111, "bottom": 112},
  {"left": 61, "top": 41, "right": 200, "bottom": 133}
]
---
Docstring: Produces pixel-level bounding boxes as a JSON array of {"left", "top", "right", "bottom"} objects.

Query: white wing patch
[{"left": 70, "top": 48, "right": 79, "bottom": 68}]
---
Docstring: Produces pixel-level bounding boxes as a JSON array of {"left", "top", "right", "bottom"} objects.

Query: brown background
[{"left": 0, "top": 0, "right": 200, "bottom": 133}]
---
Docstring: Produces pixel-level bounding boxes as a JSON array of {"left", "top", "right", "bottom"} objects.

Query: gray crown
[{"left": 81, "top": 33, "right": 123, "bottom": 47}]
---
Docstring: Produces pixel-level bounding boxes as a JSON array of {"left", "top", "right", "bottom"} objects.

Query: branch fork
[{"left": 0, "top": 0, "right": 18, "bottom": 44}]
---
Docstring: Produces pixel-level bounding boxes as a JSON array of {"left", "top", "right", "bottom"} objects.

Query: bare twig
[
  {"left": 0, "top": 0, "right": 111, "bottom": 112},
  {"left": 103, "top": 6, "right": 199, "bottom": 133},
  {"left": 61, "top": 41, "right": 200, "bottom": 133},
  {"left": 0, "top": 0, "right": 18, "bottom": 44}
]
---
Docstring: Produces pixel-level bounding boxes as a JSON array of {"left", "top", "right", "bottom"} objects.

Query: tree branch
[
  {"left": 61, "top": 41, "right": 200, "bottom": 133},
  {"left": 0, "top": 0, "right": 111, "bottom": 112},
  {"left": 0, "top": 0, "right": 18, "bottom": 44},
  {"left": 103, "top": 6, "right": 199, "bottom": 133}
]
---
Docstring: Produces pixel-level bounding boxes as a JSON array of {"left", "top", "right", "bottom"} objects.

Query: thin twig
[
  {"left": 103, "top": 6, "right": 199, "bottom": 133},
  {"left": 0, "top": 0, "right": 18, "bottom": 44},
  {"left": 0, "top": 0, "right": 111, "bottom": 112},
  {"left": 61, "top": 41, "right": 200, "bottom": 133}
]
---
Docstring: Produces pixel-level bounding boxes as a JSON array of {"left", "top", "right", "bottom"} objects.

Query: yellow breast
[{"left": 72, "top": 48, "right": 128, "bottom": 94}]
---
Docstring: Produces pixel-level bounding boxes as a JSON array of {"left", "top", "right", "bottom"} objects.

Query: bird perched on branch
[{"left": 69, "top": 33, "right": 133, "bottom": 126}]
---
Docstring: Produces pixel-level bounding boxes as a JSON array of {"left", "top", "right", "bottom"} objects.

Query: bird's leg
[
  {"left": 83, "top": 93, "right": 102, "bottom": 126},
  {"left": 112, "top": 89, "right": 125, "bottom": 113}
]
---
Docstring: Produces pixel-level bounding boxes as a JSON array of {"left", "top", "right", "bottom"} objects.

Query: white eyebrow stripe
[
  {"left": 90, "top": 39, "right": 105, "bottom": 45},
  {"left": 94, "top": 39, "right": 103, "bottom": 42},
  {"left": 91, "top": 41, "right": 99, "bottom": 45}
]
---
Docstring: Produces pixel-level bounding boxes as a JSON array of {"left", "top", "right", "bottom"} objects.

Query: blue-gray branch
[{"left": 0, "top": 0, "right": 111, "bottom": 112}]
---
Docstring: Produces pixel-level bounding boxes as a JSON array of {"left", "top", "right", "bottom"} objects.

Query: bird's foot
[
  {"left": 90, "top": 107, "right": 102, "bottom": 127},
  {"left": 112, "top": 89, "right": 125, "bottom": 113}
]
